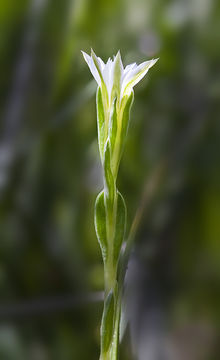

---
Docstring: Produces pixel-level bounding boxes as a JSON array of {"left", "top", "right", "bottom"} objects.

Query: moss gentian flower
[
  {"left": 82, "top": 49, "right": 158, "bottom": 173},
  {"left": 82, "top": 49, "right": 159, "bottom": 360},
  {"left": 82, "top": 49, "right": 158, "bottom": 104}
]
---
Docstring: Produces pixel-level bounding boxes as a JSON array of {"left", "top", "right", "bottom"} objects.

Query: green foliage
[
  {"left": 100, "top": 290, "right": 115, "bottom": 355},
  {"left": 113, "top": 192, "right": 126, "bottom": 268},
  {"left": 95, "top": 191, "right": 108, "bottom": 264},
  {"left": 108, "top": 98, "right": 118, "bottom": 156},
  {"left": 103, "top": 139, "right": 115, "bottom": 209},
  {"left": 112, "top": 91, "right": 134, "bottom": 175},
  {"left": 120, "top": 92, "right": 134, "bottom": 148}
]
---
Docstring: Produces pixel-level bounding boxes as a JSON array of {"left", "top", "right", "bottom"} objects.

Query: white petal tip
[
  {"left": 81, "top": 50, "right": 90, "bottom": 62},
  {"left": 91, "top": 48, "right": 97, "bottom": 58},
  {"left": 151, "top": 58, "right": 159, "bottom": 66}
]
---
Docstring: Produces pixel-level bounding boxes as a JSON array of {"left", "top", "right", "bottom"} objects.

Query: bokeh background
[{"left": 0, "top": 0, "right": 220, "bottom": 359}]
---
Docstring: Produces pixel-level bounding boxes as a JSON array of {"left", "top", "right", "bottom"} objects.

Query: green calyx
[{"left": 96, "top": 86, "right": 134, "bottom": 175}]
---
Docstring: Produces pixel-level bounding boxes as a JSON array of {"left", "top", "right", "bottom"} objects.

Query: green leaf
[
  {"left": 113, "top": 191, "right": 126, "bottom": 266},
  {"left": 120, "top": 90, "right": 134, "bottom": 147},
  {"left": 108, "top": 97, "right": 117, "bottom": 155},
  {"left": 119, "top": 297, "right": 128, "bottom": 343},
  {"left": 111, "top": 91, "right": 134, "bottom": 176},
  {"left": 103, "top": 139, "right": 115, "bottom": 208},
  {"left": 94, "top": 191, "right": 107, "bottom": 263},
  {"left": 96, "top": 87, "right": 105, "bottom": 160},
  {"left": 101, "top": 290, "right": 115, "bottom": 354}
]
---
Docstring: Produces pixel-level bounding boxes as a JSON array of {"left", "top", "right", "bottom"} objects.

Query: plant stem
[{"left": 100, "top": 293, "right": 122, "bottom": 360}]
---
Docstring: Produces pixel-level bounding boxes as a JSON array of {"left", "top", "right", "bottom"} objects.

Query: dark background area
[{"left": 0, "top": 0, "right": 220, "bottom": 359}]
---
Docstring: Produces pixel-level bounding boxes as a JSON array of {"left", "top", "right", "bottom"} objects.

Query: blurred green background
[{"left": 0, "top": 0, "right": 220, "bottom": 359}]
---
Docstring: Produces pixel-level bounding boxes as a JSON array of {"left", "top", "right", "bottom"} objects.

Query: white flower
[{"left": 82, "top": 49, "right": 158, "bottom": 104}]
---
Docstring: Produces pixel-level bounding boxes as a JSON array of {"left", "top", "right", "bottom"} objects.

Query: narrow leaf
[
  {"left": 103, "top": 139, "right": 115, "bottom": 208},
  {"left": 94, "top": 191, "right": 108, "bottom": 264},
  {"left": 119, "top": 297, "right": 128, "bottom": 343},
  {"left": 101, "top": 290, "right": 115, "bottom": 354},
  {"left": 108, "top": 97, "right": 117, "bottom": 155},
  {"left": 120, "top": 90, "right": 134, "bottom": 145},
  {"left": 113, "top": 191, "right": 126, "bottom": 266},
  {"left": 112, "top": 91, "right": 134, "bottom": 175}
]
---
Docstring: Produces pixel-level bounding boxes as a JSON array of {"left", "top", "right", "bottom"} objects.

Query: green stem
[
  {"left": 100, "top": 190, "right": 122, "bottom": 360},
  {"left": 100, "top": 293, "right": 122, "bottom": 360},
  {"left": 110, "top": 297, "right": 121, "bottom": 360},
  {"left": 104, "top": 189, "right": 117, "bottom": 292},
  {"left": 104, "top": 262, "right": 116, "bottom": 294}
]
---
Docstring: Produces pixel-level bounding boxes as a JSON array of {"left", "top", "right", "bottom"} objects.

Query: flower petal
[
  {"left": 123, "top": 63, "right": 136, "bottom": 76},
  {"left": 113, "top": 51, "right": 124, "bottom": 96},
  {"left": 91, "top": 49, "right": 105, "bottom": 82},
  {"left": 122, "top": 58, "right": 159, "bottom": 96},
  {"left": 82, "top": 50, "right": 159, "bottom": 105},
  {"left": 102, "top": 58, "right": 114, "bottom": 99},
  {"left": 81, "top": 51, "right": 101, "bottom": 86}
]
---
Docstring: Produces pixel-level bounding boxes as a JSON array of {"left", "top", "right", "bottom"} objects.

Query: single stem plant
[{"left": 82, "top": 49, "right": 158, "bottom": 360}]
